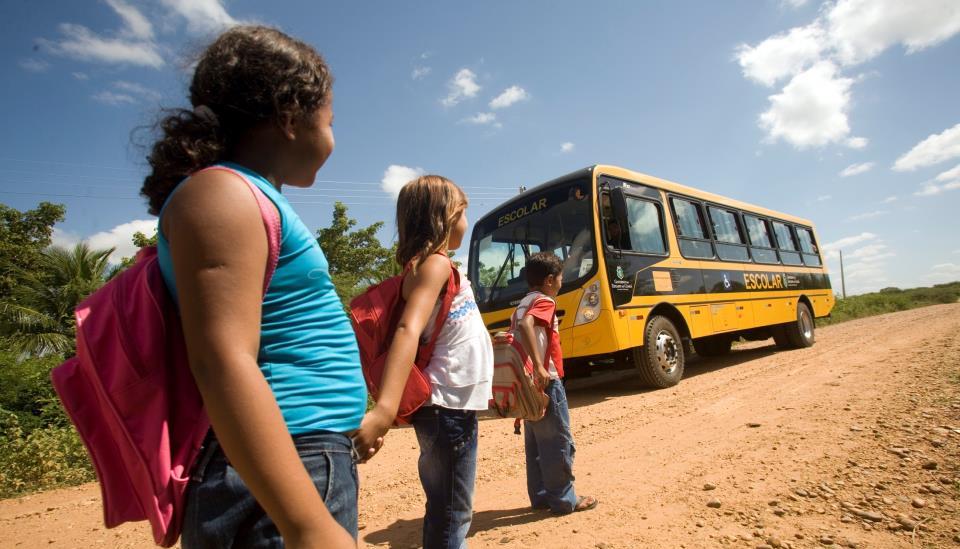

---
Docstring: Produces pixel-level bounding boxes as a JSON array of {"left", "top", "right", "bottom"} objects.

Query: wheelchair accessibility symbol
[{"left": 723, "top": 273, "right": 732, "bottom": 290}]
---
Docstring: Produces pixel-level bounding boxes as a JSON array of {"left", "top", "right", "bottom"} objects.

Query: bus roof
[{"left": 476, "top": 165, "right": 815, "bottom": 228}]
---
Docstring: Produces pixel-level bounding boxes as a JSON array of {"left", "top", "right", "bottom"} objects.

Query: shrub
[{"left": 0, "top": 409, "right": 93, "bottom": 498}]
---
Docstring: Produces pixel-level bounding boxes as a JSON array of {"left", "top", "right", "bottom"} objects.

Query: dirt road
[{"left": 3, "top": 304, "right": 959, "bottom": 548}]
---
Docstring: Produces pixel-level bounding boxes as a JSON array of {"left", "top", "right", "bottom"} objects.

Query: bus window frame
[
  {"left": 743, "top": 213, "right": 781, "bottom": 265},
  {"left": 667, "top": 194, "right": 717, "bottom": 260},
  {"left": 771, "top": 220, "right": 803, "bottom": 266},
  {"left": 609, "top": 187, "right": 670, "bottom": 257},
  {"left": 794, "top": 224, "right": 823, "bottom": 267},
  {"left": 706, "top": 204, "right": 751, "bottom": 263}
]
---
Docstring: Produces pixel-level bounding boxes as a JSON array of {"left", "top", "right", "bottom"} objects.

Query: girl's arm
[
  {"left": 516, "top": 315, "right": 551, "bottom": 386},
  {"left": 352, "top": 254, "right": 450, "bottom": 458},
  {"left": 165, "top": 171, "right": 355, "bottom": 549}
]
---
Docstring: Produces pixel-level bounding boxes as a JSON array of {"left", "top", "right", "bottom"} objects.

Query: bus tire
[
  {"left": 783, "top": 302, "right": 815, "bottom": 348},
  {"left": 634, "top": 315, "right": 685, "bottom": 389},
  {"left": 693, "top": 335, "right": 733, "bottom": 357}
]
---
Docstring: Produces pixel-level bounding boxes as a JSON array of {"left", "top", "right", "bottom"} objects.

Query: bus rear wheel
[
  {"left": 693, "top": 335, "right": 733, "bottom": 357},
  {"left": 634, "top": 315, "right": 685, "bottom": 389},
  {"left": 772, "top": 302, "right": 815, "bottom": 349}
]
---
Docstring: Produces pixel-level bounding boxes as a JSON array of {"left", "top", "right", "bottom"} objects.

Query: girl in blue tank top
[{"left": 142, "top": 26, "right": 372, "bottom": 548}]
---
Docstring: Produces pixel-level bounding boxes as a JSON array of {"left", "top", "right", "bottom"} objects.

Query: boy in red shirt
[{"left": 512, "top": 251, "right": 598, "bottom": 514}]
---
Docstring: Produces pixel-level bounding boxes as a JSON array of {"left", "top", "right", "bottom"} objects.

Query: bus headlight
[{"left": 575, "top": 282, "right": 601, "bottom": 326}]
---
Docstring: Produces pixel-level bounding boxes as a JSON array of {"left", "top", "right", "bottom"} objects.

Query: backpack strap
[
  {"left": 194, "top": 166, "right": 281, "bottom": 294},
  {"left": 414, "top": 258, "right": 460, "bottom": 369}
]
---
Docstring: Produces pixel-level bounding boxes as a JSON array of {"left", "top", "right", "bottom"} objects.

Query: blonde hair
[{"left": 396, "top": 175, "right": 468, "bottom": 271}]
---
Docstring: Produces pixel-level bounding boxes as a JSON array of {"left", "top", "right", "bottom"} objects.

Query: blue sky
[{"left": 1, "top": 0, "right": 959, "bottom": 294}]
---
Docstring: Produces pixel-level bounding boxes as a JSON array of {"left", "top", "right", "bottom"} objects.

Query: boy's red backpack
[
  {"left": 489, "top": 331, "right": 550, "bottom": 421},
  {"left": 349, "top": 257, "right": 459, "bottom": 423},
  {"left": 488, "top": 294, "right": 555, "bottom": 422},
  {"left": 50, "top": 166, "right": 280, "bottom": 547}
]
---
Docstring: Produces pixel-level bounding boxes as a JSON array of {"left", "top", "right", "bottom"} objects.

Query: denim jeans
[
  {"left": 412, "top": 405, "right": 479, "bottom": 549},
  {"left": 181, "top": 431, "right": 359, "bottom": 549},
  {"left": 524, "top": 379, "right": 578, "bottom": 514}
]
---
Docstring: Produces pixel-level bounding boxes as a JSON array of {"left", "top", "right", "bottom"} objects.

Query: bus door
[{"left": 601, "top": 178, "right": 674, "bottom": 346}]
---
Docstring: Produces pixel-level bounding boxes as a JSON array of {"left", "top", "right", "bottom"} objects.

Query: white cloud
[
  {"left": 53, "top": 220, "right": 156, "bottom": 264},
  {"left": 822, "top": 231, "right": 876, "bottom": 259},
  {"left": 840, "top": 161, "right": 874, "bottom": 177},
  {"left": 86, "top": 219, "right": 157, "bottom": 264},
  {"left": 736, "top": 24, "right": 827, "bottom": 87},
  {"left": 847, "top": 242, "right": 894, "bottom": 262},
  {"left": 817, "top": 194, "right": 832, "bottom": 201},
  {"left": 106, "top": 0, "right": 154, "bottom": 40},
  {"left": 160, "top": 0, "right": 238, "bottom": 35},
  {"left": 923, "top": 262, "right": 960, "bottom": 283},
  {"left": 847, "top": 210, "right": 887, "bottom": 221},
  {"left": 114, "top": 80, "right": 161, "bottom": 101},
  {"left": 827, "top": 0, "right": 960, "bottom": 66},
  {"left": 412, "top": 66, "right": 431, "bottom": 80},
  {"left": 382, "top": 165, "right": 426, "bottom": 199},
  {"left": 462, "top": 112, "right": 499, "bottom": 126},
  {"left": 893, "top": 123, "right": 960, "bottom": 171},
  {"left": 43, "top": 23, "right": 164, "bottom": 68},
  {"left": 560, "top": 142, "right": 575, "bottom": 153},
  {"left": 20, "top": 58, "right": 50, "bottom": 72},
  {"left": 489, "top": 85, "right": 529, "bottom": 109},
  {"left": 845, "top": 136, "right": 868, "bottom": 149},
  {"left": 935, "top": 163, "right": 960, "bottom": 181},
  {"left": 738, "top": 0, "right": 960, "bottom": 149},
  {"left": 72, "top": 71, "right": 89, "bottom": 80},
  {"left": 783, "top": 0, "right": 810, "bottom": 7},
  {"left": 441, "top": 68, "right": 480, "bottom": 107},
  {"left": 882, "top": 195, "right": 898, "bottom": 203},
  {"left": 759, "top": 61, "right": 854, "bottom": 149},
  {"left": 914, "top": 180, "right": 960, "bottom": 196},
  {"left": 92, "top": 90, "right": 137, "bottom": 106}
]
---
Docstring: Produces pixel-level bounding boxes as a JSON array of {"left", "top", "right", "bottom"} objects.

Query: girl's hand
[{"left": 352, "top": 405, "right": 392, "bottom": 463}]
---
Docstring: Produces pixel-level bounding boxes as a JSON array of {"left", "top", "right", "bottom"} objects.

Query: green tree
[
  {"left": 0, "top": 202, "right": 66, "bottom": 302},
  {"left": 0, "top": 243, "right": 113, "bottom": 357},
  {"left": 316, "top": 202, "right": 395, "bottom": 306}
]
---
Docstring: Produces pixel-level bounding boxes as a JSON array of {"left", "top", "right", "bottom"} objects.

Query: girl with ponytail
[{"left": 144, "top": 25, "right": 371, "bottom": 548}]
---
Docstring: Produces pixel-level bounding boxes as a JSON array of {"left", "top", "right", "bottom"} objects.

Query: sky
[{"left": 1, "top": 0, "right": 959, "bottom": 295}]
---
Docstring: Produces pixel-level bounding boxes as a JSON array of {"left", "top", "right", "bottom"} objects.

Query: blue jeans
[
  {"left": 524, "top": 379, "right": 578, "bottom": 514},
  {"left": 412, "top": 406, "right": 479, "bottom": 549},
  {"left": 181, "top": 431, "right": 358, "bottom": 548}
]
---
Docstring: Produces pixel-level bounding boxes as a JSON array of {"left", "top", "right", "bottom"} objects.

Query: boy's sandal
[{"left": 574, "top": 495, "right": 598, "bottom": 512}]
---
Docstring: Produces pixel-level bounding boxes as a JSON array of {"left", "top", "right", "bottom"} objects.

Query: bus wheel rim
[
  {"left": 800, "top": 310, "right": 813, "bottom": 339},
  {"left": 654, "top": 330, "right": 679, "bottom": 374}
]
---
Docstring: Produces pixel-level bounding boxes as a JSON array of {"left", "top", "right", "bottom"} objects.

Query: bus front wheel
[{"left": 634, "top": 316, "right": 685, "bottom": 389}]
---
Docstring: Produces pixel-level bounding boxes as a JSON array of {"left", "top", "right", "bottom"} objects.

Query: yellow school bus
[{"left": 469, "top": 165, "right": 833, "bottom": 388}]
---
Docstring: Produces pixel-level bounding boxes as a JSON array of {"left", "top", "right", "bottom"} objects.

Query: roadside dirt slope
[{"left": 2, "top": 304, "right": 958, "bottom": 548}]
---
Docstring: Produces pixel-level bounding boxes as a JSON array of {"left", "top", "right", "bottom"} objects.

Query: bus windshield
[{"left": 470, "top": 179, "right": 595, "bottom": 308}]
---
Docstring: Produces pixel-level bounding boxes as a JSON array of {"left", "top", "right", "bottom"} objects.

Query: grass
[{"left": 819, "top": 281, "right": 960, "bottom": 327}]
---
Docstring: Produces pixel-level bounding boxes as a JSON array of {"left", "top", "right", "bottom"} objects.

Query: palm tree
[{"left": 0, "top": 243, "right": 113, "bottom": 358}]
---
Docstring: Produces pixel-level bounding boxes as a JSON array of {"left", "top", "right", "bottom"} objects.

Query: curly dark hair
[{"left": 140, "top": 25, "right": 334, "bottom": 215}]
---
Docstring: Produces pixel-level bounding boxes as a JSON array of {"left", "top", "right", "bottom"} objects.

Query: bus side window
[
  {"left": 670, "top": 197, "right": 714, "bottom": 259},
  {"left": 744, "top": 214, "right": 779, "bottom": 264},
  {"left": 707, "top": 205, "right": 749, "bottom": 262},
  {"left": 772, "top": 221, "right": 803, "bottom": 266},
  {"left": 795, "top": 226, "right": 822, "bottom": 267},
  {"left": 623, "top": 197, "right": 667, "bottom": 254}
]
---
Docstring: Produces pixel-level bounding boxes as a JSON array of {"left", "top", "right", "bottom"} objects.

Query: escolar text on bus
[
  {"left": 744, "top": 272, "right": 785, "bottom": 290},
  {"left": 497, "top": 198, "right": 548, "bottom": 227}
]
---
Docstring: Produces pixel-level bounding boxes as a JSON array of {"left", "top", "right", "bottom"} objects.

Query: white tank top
[{"left": 420, "top": 271, "right": 494, "bottom": 410}]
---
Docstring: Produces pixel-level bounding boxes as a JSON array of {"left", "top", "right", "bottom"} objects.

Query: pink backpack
[{"left": 50, "top": 166, "right": 280, "bottom": 547}]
